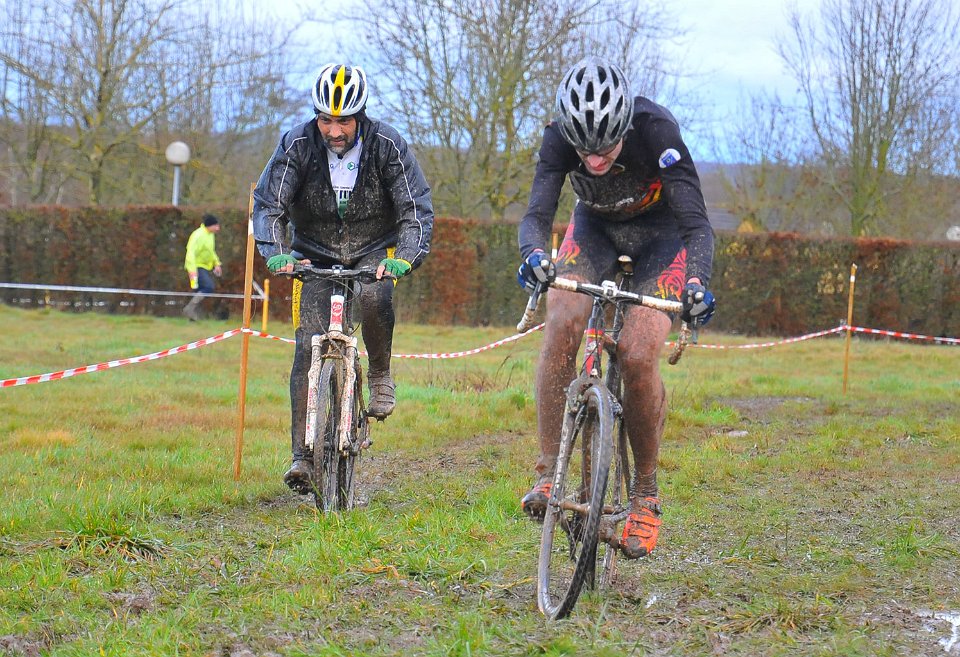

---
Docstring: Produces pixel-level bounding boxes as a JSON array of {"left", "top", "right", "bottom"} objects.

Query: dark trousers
[{"left": 184, "top": 268, "right": 215, "bottom": 318}]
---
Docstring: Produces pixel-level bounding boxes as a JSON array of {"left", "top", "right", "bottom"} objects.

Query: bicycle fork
[
  {"left": 305, "top": 291, "right": 362, "bottom": 455},
  {"left": 304, "top": 332, "right": 360, "bottom": 453}
]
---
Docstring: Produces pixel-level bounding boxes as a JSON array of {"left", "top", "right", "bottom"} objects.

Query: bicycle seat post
[{"left": 617, "top": 255, "right": 634, "bottom": 286}]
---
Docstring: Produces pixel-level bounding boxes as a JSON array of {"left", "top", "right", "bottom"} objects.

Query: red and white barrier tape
[
  {"left": 0, "top": 329, "right": 242, "bottom": 388},
  {"left": 673, "top": 325, "right": 848, "bottom": 349},
  {"left": 240, "top": 325, "right": 547, "bottom": 358},
  {"left": 3, "top": 323, "right": 956, "bottom": 389},
  {"left": 846, "top": 325, "right": 960, "bottom": 345},
  {"left": 243, "top": 328, "right": 295, "bottom": 344}
]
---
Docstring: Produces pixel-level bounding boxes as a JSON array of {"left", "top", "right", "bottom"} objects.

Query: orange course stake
[
  {"left": 842, "top": 263, "right": 858, "bottom": 394},
  {"left": 234, "top": 184, "right": 257, "bottom": 480}
]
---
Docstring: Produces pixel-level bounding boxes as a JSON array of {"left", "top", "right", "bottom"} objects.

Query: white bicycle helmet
[
  {"left": 312, "top": 64, "right": 368, "bottom": 117},
  {"left": 555, "top": 57, "right": 633, "bottom": 153}
]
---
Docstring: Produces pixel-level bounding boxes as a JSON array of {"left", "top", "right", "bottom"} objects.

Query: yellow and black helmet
[{"left": 312, "top": 64, "right": 368, "bottom": 117}]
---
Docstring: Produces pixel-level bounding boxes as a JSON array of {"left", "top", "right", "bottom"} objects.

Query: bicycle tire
[
  {"left": 537, "top": 381, "right": 614, "bottom": 619},
  {"left": 313, "top": 359, "right": 344, "bottom": 512},
  {"left": 333, "top": 360, "right": 366, "bottom": 511}
]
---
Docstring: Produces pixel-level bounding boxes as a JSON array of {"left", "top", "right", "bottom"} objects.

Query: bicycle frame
[
  {"left": 559, "top": 280, "right": 632, "bottom": 533},
  {"left": 581, "top": 282, "right": 627, "bottom": 380},
  {"left": 300, "top": 269, "right": 370, "bottom": 455},
  {"left": 285, "top": 264, "right": 382, "bottom": 511},
  {"left": 304, "top": 332, "right": 360, "bottom": 455}
]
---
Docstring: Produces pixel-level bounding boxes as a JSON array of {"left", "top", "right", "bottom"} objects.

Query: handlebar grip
[
  {"left": 551, "top": 278, "right": 579, "bottom": 293},
  {"left": 644, "top": 297, "right": 684, "bottom": 314},
  {"left": 517, "top": 282, "right": 546, "bottom": 332}
]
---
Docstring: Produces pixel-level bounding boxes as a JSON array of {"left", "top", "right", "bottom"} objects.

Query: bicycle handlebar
[
  {"left": 278, "top": 264, "right": 390, "bottom": 283},
  {"left": 517, "top": 277, "right": 683, "bottom": 333}
]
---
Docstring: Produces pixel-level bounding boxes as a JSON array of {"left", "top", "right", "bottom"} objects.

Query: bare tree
[
  {"left": 0, "top": 0, "right": 297, "bottom": 206},
  {"left": 139, "top": 1, "right": 300, "bottom": 206},
  {"left": 712, "top": 92, "right": 839, "bottom": 233},
  {"left": 352, "top": 0, "right": 681, "bottom": 220},
  {"left": 779, "top": 0, "right": 960, "bottom": 236},
  {"left": 0, "top": 1, "right": 75, "bottom": 204}
]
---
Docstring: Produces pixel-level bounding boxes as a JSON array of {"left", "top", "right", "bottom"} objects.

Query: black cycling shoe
[
  {"left": 521, "top": 479, "right": 553, "bottom": 521},
  {"left": 283, "top": 459, "right": 313, "bottom": 495}
]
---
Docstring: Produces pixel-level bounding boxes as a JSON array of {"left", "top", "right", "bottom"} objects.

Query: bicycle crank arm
[{"left": 554, "top": 499, "right": 620, "bottom": 515}]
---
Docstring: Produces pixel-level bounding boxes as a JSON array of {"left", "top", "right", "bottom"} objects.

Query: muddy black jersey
[{"left": 518, "top": 96, "right": 714, "bottom": 285}]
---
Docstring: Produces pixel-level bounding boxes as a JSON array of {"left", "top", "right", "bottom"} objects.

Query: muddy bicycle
[
  {"left": 283, "top": 265, "right": 383, "bottom": 512},
  {"left": 517, "top": 256, "right": 693, "bottom": 619}
]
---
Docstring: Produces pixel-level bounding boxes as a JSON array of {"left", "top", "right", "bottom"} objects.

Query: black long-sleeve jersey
[
  {"left": 518, "top": 96, "right": 715, "bottom": 285},
  {"left": 253, "top": 116, "right": 433, "bottom": 268}
]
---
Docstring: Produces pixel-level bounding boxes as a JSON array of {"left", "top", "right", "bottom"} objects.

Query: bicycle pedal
[{"left": 599, "top": 524, "right": 621, "bottom": 548}]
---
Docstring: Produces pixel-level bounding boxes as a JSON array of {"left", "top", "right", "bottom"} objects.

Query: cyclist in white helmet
[
  {"left": 253, "top": 63, "right": 434, "bottom": 495},
  {"left": 516, "top": 57, "right": 717, "bottom": 559}
]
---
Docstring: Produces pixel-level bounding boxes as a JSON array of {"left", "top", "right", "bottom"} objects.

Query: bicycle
[
  {"left": 283, "top": 264, "right": 384, "bottom": 512},
  {"left": 517, "top": 256, "right": 694, "bottom": 619}
]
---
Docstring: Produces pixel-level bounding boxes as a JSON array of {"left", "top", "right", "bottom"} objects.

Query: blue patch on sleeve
[{"left": 658, "top": 148, "right": 681, "bottom": 169}]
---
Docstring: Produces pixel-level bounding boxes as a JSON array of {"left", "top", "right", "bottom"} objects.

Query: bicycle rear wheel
[
  {"left": 599, "top": 364, "right": 629, "bottom": 589},
  {"left": 537, "top": 381, "right": 614, "bottom": 619},
  {"left": 598, "top": 413, "right": 629, "bottom": 588}
]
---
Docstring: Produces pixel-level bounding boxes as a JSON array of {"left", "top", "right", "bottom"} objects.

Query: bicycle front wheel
[
  {"left": 537, "top": 381, "right": 614, "bottom": 620},
  {"left": 333, "top": 360, "right": 366, "bottom": 511},
  {"left": 313, "top": 359, "right": 344, "bottom": 512}
]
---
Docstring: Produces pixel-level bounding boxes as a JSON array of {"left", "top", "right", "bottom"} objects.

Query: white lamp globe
[{"left": 165, "top": 141, "right": 191, "bottom": 166}]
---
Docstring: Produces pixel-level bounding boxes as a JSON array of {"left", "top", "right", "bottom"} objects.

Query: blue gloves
[
  {"left": 681, "top": 282, "right": 716, "bottom": 325},
  {"left": 517, "top": 249, "right": 555, "bottom": 291}
]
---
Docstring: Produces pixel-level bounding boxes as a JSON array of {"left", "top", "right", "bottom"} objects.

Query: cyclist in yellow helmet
[{"left": 253, "top": 63, "right": 434, "bottom": 494}]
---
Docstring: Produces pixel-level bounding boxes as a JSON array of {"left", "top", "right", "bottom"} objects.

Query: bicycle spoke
[{"left": 598, "top": 415, "right": 628, "bottom": 589}]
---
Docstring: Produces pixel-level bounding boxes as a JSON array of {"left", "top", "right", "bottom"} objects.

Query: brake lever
[
  {"left": 668, "top": 322, "right": 693, "bottom": 365},
  {"left": 517, "top": 281, "right": 547, "bottom": 332}
]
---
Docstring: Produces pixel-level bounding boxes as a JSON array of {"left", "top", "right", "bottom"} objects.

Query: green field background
[{"left": 1, "top": 306, "right": 958, "bottom": 655}]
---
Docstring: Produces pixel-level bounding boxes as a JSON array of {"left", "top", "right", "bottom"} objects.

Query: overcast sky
[
  {"left": 666, "top": 0, "right": 817, "bottom": 108},
  {"left": 273, "top": 0, "right": 819, "bottom": 106},
  {"left": 268, "top": 0, "right": 824, "bottom": 157},
  {"left": 659, "top": 0, "right": 824, "bottom": 155}
]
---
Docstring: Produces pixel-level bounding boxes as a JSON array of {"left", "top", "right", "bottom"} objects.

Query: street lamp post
[{"left": 165, "top": 141, "right": 191, "bottom": 206}]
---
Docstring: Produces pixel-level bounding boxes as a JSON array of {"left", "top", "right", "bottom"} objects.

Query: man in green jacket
[{"left": 183, "top": 214, "right": 222, "bottom": 321}]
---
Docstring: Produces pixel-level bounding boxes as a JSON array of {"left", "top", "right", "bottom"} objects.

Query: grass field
[{"left": 1, "top": 304, "right": 958, "bottom": 656}]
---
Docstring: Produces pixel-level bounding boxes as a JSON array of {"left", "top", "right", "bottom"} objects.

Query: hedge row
[{"left": 1, "top": 207, "right": 957, "bottom": 336}]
